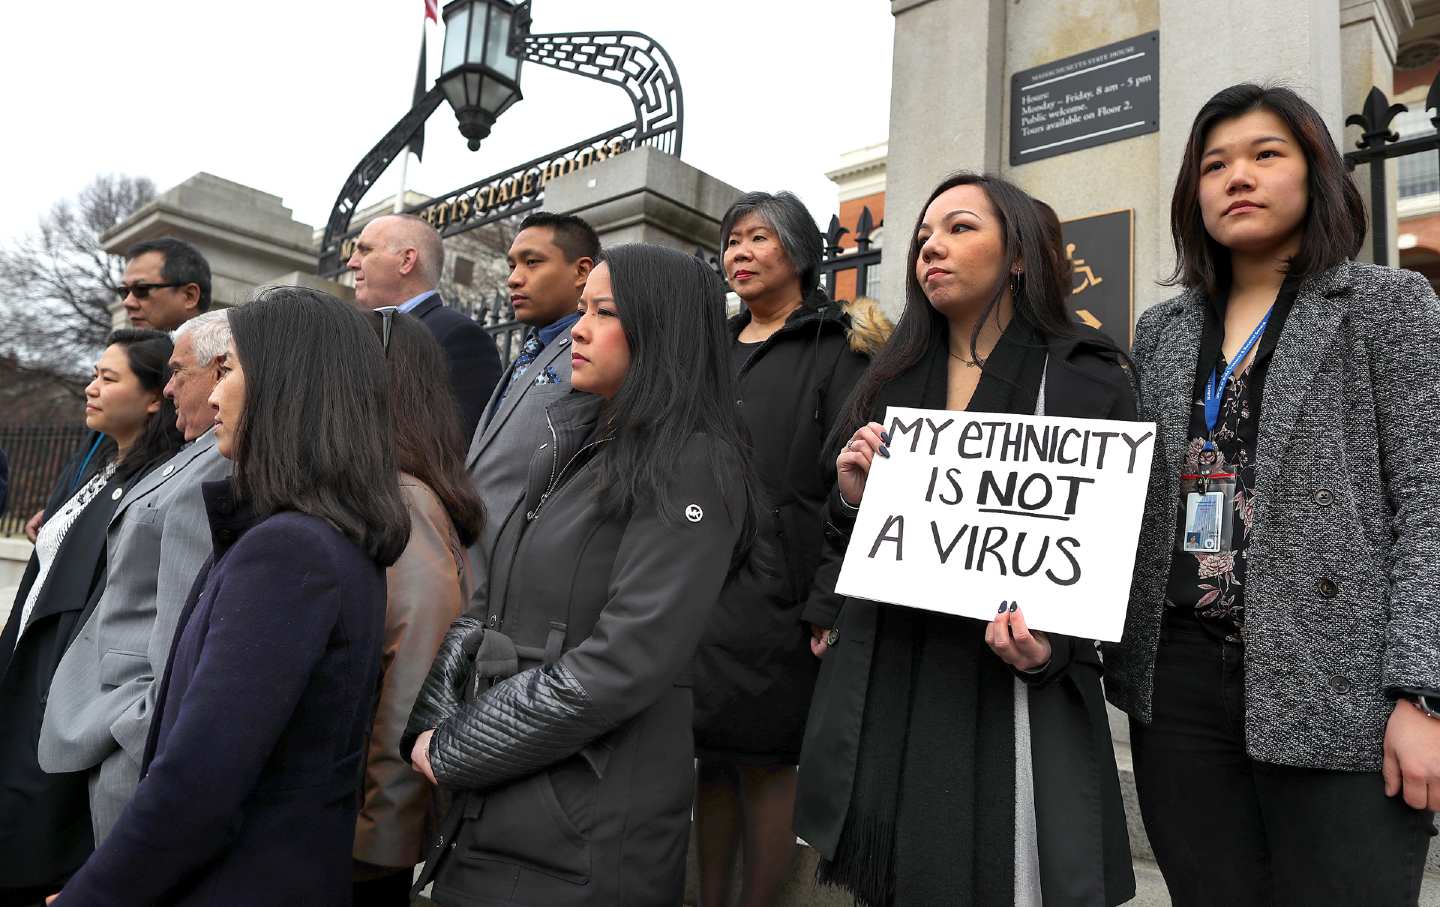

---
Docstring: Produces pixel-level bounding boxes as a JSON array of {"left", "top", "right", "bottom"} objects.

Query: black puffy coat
[
  {"left": 692, "top": 295, "right": 885, "bottom": 762},
  {"left": 407, "top": 391, "right": 745, "bottom": 907}
]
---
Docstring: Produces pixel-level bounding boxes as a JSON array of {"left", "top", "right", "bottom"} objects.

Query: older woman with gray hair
[{"left": 693, "top": 190, "right": 888, "bottom": 906}]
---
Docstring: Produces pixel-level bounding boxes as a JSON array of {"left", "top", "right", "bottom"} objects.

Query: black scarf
[{"left": 818, "top": 317, "right": 1050, "bottom": 906}]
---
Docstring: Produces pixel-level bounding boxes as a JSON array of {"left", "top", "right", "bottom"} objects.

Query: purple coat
[{"left": 54, "top": 481, "right": 386, "bottom": 906}]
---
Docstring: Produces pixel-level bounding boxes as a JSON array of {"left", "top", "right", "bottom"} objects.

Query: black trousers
[
  {"left": 1131, "top": 609, "right": 1436, "bottom": 907},
  {"left": 351, "top": 868, "right": 414, "bottom": 907}
]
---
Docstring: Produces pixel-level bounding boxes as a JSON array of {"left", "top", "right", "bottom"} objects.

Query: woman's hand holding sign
[
  {"left": 985, "top": 601, "right": 1052, "bottom": 672},
  {"left": 837, "top": 423, "right": 890, "bottom": 506}
]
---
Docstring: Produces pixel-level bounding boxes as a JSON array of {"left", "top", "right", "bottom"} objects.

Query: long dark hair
[
  {"left": 840, "top": 172, "right": 1076, "bottom": 438},
  {"left": 591, "top": 244, "right": 759, "bottom": 555},
  {"left": 103, "top": 328, "right": 184, "bottom": 482},
  {"left": 228, "top": 287, "right": 410, "bottom": 566},
  {"left": 366, "top": 309, "right": 485, "bottom": 548},
  {"left": 1166, "top": 83, "right": 1366, "bottom": 296}
]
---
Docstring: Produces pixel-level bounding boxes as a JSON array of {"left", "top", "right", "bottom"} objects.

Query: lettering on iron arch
[{"left": 335, "top": 130, "right": 632, "bottom": 266}]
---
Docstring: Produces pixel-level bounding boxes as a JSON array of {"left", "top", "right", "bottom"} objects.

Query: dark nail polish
[
  {"left": 998, "top": 601, "right": 1008, "bottom": 613},
  {"left": 1009, "top": 601, "right": 1018, "bottom": 613},
  {"left": 879, "top": 445, "right": 890, "bottom": 458},
  {"left": 881, "top": 431, "right": 891, "bottom": 444}
]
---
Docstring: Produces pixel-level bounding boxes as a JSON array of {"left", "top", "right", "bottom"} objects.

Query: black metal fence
[
  {"left": 1344, "top": 72, "right": 1440, "bottom": 266},
  {"left": 697, "top": 205, "right": 884, "bottom": 302},
  {"left": 457, "top": 291, "right": 527, "bottom": 366},
  {"left": 0, "top": 423, "right": 90, "bottom": 537}
]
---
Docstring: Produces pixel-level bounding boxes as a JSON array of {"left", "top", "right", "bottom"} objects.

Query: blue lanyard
[{"left": 1202, "top": 307, "right": 1273, "bottom": 450}]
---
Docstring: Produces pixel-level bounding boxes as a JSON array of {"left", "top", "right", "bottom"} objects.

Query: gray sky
[{"left": 1, "top": 1, "right": 893, "bottom": 245}]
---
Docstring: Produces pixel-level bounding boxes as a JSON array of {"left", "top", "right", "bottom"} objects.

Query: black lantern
[{"left": 438, "top": 0, "right": 525, "bottom": 150}]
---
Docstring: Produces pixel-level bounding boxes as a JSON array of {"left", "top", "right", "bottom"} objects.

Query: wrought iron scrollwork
[
  {"left": 1343, "top": 74, "right": 1440, "bottom": 267},
  {"left": 318, "top": 6, "right": 684, "bottom": 276}
]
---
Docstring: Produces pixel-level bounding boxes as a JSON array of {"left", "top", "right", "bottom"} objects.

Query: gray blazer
[
  {"left": 463, "top": 332, "right": 574, "bottom": 606},
  {"left": 39, "top": 430, "right": 232, "bottom": 839},
  {"left": 1105, "top": 261, "right": 1440, "bottom": 772}
]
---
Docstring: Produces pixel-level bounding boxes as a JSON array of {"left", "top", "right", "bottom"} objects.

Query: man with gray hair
[
  {"left": 347, "top": 212, "right": 502, "bottom": 442},
  {"left": 38, "top": 309, "right": 234, "bottom": 841}
]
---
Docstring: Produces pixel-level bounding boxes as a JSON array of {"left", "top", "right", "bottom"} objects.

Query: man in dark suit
[{"left": 347, "top": 213, "right": 502, "bottom": 441}]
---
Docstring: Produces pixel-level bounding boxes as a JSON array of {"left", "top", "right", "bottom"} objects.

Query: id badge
[{"left": 1177, "top": 473, "right": 1237, "bottom": 554}]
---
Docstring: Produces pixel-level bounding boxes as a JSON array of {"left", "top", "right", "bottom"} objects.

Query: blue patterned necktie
[{"left": 501, "top": 332, "right": 543, "bottom": 400}]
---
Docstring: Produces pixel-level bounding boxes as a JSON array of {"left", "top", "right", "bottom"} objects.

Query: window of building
[
  {"left": 453, "top": 255, "right": 475, "bottom": 286},
  {"left": 1395, "top": 109, "right": 1440, "bottom": 201}
]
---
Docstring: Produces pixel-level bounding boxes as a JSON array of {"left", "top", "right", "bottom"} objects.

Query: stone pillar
[
  {"left": 540, "top": 146, "right": 743, "bottom": 255},
  {"left": 101, "top": 172, "right": 321, "bottom": 320},
  {"left": 879, "top": 0, "right": 1008, "bottom": 319},
  {"left": 1153, "top": 0, "right": 1343, "bottom": 304},
  {"left": 1341, "top": 0, "right": 1413, "bottom": 265}
]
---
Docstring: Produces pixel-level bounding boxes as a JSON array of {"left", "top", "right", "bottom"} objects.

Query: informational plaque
[
  {"left": 1061, "top": 209, "right": 1134, "bottom": 347},
  {"left": 1011, "top": 32, "right": 1159, "bottom": 165},
  {"left": 834, "top": 408, "right": 1156, "bottom": 642}
]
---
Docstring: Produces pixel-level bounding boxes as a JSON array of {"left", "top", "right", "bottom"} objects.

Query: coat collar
[
  {"left": 466, "top": 333, "right": 573, "bottom": 469},
  {"left": 408, "top": 291, "right": 443, "bottom": 319},
  {"left": 112, "top": 429, "right": 221, "bottom": 521},
  {"left": 201, "top": 479, "right": 258, "bottom": 559},
  {"left": 1144, "top": 261, "right": 1357, "bottom": 529}
]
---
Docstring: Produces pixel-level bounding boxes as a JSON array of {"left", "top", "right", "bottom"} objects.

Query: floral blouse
[{"left": 1165, "top": 279, "right": 1298, "bottom": 642}]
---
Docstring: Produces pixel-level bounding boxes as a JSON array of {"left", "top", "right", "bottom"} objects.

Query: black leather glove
[{"left": 401, "top": 615, "right": 486, "bottom": 762}]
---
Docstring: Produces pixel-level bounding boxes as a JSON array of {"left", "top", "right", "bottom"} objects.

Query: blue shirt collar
[
  {"left": 397, "top": 290, "right": 436, "bottom": 314},
  {"left": 537, "top": 311, "right": 580, "bottom": 347}
]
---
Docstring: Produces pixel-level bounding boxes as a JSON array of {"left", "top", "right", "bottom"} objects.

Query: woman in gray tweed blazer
[{"left": 1106, "top": 83, "right": 1440, "bottom": 906}]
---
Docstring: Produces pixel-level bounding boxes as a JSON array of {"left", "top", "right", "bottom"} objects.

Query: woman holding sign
[
  {"left": 1108, "top": 84, "right": 1440, "bottom": 906},
  {"left": 795, "top": 172, "right": 1136, "bottom": 907}
]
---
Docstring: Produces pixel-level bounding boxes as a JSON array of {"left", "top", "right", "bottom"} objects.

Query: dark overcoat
[
  {"left": 51, "top": 482, "right": 387, "bottom": 907},
  {"left": 412, "top": 292, "right": 504, "bottom": 444},
  {"left": 0, "top": 446, "right": 133, "bottom": 895},
  {"left": 693, "top": 297, "right": 877, "bottom": 761},
  {"left": 412, "top": 392, "right": 744, "bottom": 907},
  {"left": 795, "top": 331, "right": 1137, "bottom": 907}
]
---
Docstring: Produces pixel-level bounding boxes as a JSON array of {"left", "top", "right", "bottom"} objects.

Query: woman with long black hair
[
  {"left": 49, "top": 287, "right": 410, "bottom": 906},
  {"left": 795, "top": 172, "right": 1135, "bottom": 906},
  {"left": 0, "top": 329, "right": 181, "bottom": 907},
  {"left": 1107, "top": 83, "right": 1440, "bottom": 906},
  {"left": 403, "top": 244, "right": 760, "bottom": 907},
  {"left": 353, "top": 308, "right": 485, "bottom": 906}
]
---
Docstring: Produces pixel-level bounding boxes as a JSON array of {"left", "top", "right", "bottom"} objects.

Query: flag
[
  {"left": 407, "top": 23, "right": 428, "bottom": 161},
  {"left": 424, "top": 0, "right": 439, "bottom": 22}
]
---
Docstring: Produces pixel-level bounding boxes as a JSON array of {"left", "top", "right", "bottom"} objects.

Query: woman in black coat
[
  {"left": 50, "top": 288, "right": 411, "bottom": 907},
  {"left": 795, "top": 173, "right": 1134, "bottom": 907},
  {"left": 693, "top": 190, "right": 885, "bottom": 907},
  {"left": 0, "top": 330, "right": 182, "bottom": 907},
  {"left": 403, "top": 244, "right": 760, "bottom": 907}
]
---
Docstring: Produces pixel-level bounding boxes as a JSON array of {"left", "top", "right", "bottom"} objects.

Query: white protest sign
[{"left": 834, "top": 406, "right": 1156, "bottom": 642}]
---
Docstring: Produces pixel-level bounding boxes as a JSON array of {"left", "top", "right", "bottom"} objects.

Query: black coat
[
  {"left": 693, "top": 297, "right": 878, "bottom": 761},
  {"left": 0, "top": 446, "right": 135, "bottom": 893},
  {"left": 51, "top": 481, "right": 387, "bottom": 907},
  {"left": 412, "top": 292, "right": 504, "bottom": 444},
  {"left": 795, "top": 329, "right": 1137, "bottom": 907},
  {"left": 412, "top": 392, "right": 744, "bottom": 907}
]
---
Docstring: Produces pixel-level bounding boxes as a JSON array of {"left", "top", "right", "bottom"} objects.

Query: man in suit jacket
[
  {"left": 39, "top": 309, "right": 234, "bottom": 841},
  {"left": 464, "top": 212, "right": 599, "bottom": 599},
  {"left": 347, "top": 213, "right": 502, "bottom": 442}
]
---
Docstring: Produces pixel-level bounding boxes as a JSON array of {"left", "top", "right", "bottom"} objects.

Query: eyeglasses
[
  {"left": 376, "top": 306, "right": 399, "bottom": 354},
  {"left": 115, "top": 281, "right": 186, "bottom": 300}
]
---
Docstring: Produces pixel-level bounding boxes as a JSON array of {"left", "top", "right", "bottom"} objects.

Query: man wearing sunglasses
[
  {"left": 115, "top": 237, "right": 212, "bottom": 331},
  {"left": 22, "top": 238, "right": 213, "bottom": 542},
  {"left": 347, "top": 213, "right": 502, "bottom": 443}
]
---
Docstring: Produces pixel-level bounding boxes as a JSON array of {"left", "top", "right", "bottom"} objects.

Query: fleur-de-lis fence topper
[
  {"left": 318, "top": 0, "right": 684, "bottom": 276},
  {"left": 1343, "top": 74, "right": 1440, "bottom": 267}
]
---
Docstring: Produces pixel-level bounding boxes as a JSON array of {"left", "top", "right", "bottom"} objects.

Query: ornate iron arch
[{"left": 318, "top": 7, "right": 684, "bottom": 275}]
